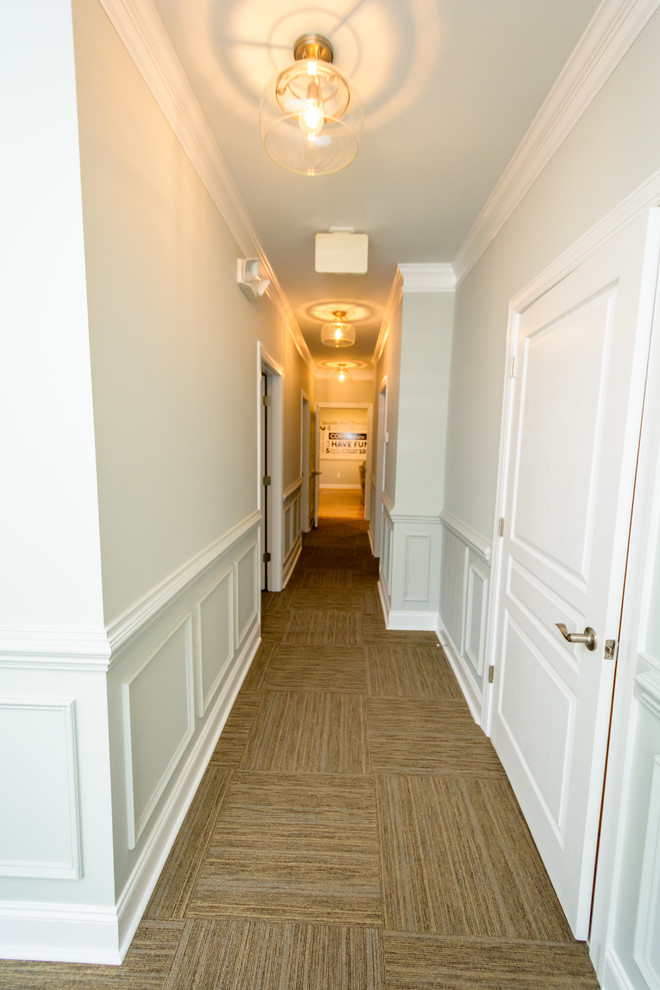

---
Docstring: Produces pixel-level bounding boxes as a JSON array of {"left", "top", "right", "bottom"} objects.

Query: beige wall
[
  {"left": 73, "top": 0, "right": 312, "bottom": 624},
  {"left": 445, "top": 8, "right": 660, "bottom": 540}
]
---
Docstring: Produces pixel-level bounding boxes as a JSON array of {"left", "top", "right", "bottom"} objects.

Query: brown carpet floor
[{"left": 0, "top": 510, "right": 599, "bottom": 988}]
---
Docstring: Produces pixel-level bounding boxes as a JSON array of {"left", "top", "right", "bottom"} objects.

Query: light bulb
[
  {"left": 338, "top": 368, "right": 347, "bottom": 382},
  {"left": 334, "top": 327, "right": 343, "bottom": 341},
  {"left": 299, "top": 66, "right": 324, "bottom": 140}
]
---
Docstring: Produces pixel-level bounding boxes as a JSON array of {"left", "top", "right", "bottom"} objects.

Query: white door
[{"left": 491, "top": 215, "right": 656, "bottom": 938}]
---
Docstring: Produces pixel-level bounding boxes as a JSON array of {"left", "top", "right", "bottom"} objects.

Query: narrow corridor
[{"left": 0, "top": 495, "right": 599, "bottom": 988}]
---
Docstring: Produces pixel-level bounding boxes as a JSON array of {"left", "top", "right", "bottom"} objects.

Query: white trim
[
  {"left": 453, "top": 0, "right": 660, "bottom": 284},
  {"left": 0, "top": 627, "right": 111, "bottom": 669},
  {"left": 440, "top": 508, "right": 492, "bottom": 563},
  {"left": 97, "top": 0, "right": 312, "bottom": 366},
  {"left": 399, "top": 263, "right": 456, "bottom": 292},
  {"left": 0, "top": 699, "right": 82, "bottom": 880},
  {"left": 259, "top": 344, "right": 285, "bottom": 592},
  {"left": 387, "top": 609, "right": 439, "bottom": 631},
  {"left": 282, "top": 478, "right": 303, "bottom": 500},
  {"left": 390, "top": 509, "right": 442, "bottom": 525},
  {"left": 282, "top": 539, "right": 302, "bottom": 588},
  {"left": 381, "top": 491, "right": 395, "bottom": 515},
  {"left": 115, "top": 624, "right": 260, "bottom": 963},
  {"left": 106, "top": 510, "right": 261, "bottom": 658},
  {"left": 374, "top": 272, "right": 403, "bottom": 364},
  {"left": 0, "top": 902, "right": 121, "bottom": 965},
  {"left": 601, "top": 949, "right": 637, "bottom": 990},
  {"left": 435, "top": 615, "right": 482, "bottom": 725},
  {"left": 122, "top": 613, "right": 196, "bottom": 850}
]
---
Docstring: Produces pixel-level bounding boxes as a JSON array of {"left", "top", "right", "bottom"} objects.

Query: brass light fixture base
[{"left": 293, "top": 34, "right": 334, "bottom": 64}]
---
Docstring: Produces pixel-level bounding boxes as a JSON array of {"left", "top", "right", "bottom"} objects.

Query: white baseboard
[
  {"left": 116, "top": 624, "right": 261, "bottom": 960},
  {"left": 435, "top": 616, "right": 482, "bottom": 725},
  {"left": 0, "top": 625, "right": 261, "bottom": 966},
  {"left": 0, "top": 903, "right": 122, "bottom": 965},
  {"left": 282, "top": 539, "right": 302, "bottom": 589},
  {"left": 387, "top": 609, "right": 439, "bottom": 631}
]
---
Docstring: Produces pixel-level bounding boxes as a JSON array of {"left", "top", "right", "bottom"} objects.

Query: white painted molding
[
  {"left": 0, "top": 626, "right": 111, "bottom": 670},
  {"left": 122, "top": 614, "right": 196, "bottom": 850},
  {"left": 453, "top": 0, "right": 660, "bottom": 284},
  {"left": 634, "top": 670, "right": 660, "bottom": 718},
  {"left": 435, "top": 615, "right": 482, "bottom": 725},
  {"left": 381, "top": 491, "right": 395, "bottom": 515},
  {"left": 282, "top": 478, "right": 303, "bottom": 501},
  {"left": 602, "top": 949, "right": 638, "bottom": 990},
  {"left": 387, "top": 610, "right": 439, "bottom": 631},
  {"left": 389, "top": 509, "right": 442, "bottom": 525},
  {"left": 0, "top": 902, "right": 121, "bottom": 965},
  {"left": 115, "top": 623, "right": 260, "bottom": 963},
  {"left": 282, "top": 539, "right": 302, "bottom": 589},
  {"left": 0, "top": 699, "right": 82, "bottom": 880},
  {"left": 97, "top": 0, "right": 313, "bottom": 367},
  {"left": 374, "top": 269, "right": 403, "bottom": 364},
  {"left": 399, "top": 263, "right": 456, "bottom": 292},
  {"left": 440, "top": 508, "right": 492, "bottom": 563},
  {"left": 107, "top": 509, "right": 260, "bottom": 657}
]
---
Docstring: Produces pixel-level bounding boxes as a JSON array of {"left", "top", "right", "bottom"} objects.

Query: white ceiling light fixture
[
  {"left": 336, "top": 363, "right": 352, "bottom": 383},
  {"left": 259, "top": 34, "right": 363, "bottom": 176},
  {"left": 321, "top": 310, "right": 356, "bottom": 347}
]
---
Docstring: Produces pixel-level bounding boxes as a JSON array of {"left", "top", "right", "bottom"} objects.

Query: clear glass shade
[
  {"left": 320, "top": 313, "right": 356, "bottom": 347},
  {"left": 260, "top": 59, "right": 363, "bottom": 176}
]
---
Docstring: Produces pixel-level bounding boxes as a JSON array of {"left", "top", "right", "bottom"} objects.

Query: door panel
[{"left": 492, "top": 216, "right": 652, "bottom": 937}]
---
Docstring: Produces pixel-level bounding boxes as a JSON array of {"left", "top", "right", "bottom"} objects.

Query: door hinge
[
  {"left": 263, "top": 475, "right": 271, "bottom": 486},
  {"left": 262, "top": 395, "right": 271, "bottom": 407},
  {"left": 262, "top": 552, "right": 271, "bottom": 563},
  {"left": 488, "top": 665, "right": 495, "bottom": 684},
  {"left": 498, "top": 517, "right": 505, "bottom": 537},
  {"left": 604, "top": 639, "right": 617, "bottom": 661}
]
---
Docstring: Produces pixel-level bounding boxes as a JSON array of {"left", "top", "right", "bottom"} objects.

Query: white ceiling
[{"left": 149, "top": 0, "right": 601, "bottom": 367}]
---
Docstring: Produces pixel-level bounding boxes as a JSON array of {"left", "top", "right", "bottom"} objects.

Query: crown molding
[
  {"left": 453, "top": 0, "right": 660, "bottom": 284},
  {"left": 398, "top": 263, "right": 456, "bottom": 292},
  {"left": 97, "top": 0, "right": 313, "bottom": 366},
  {"left": 373, "top": 268, "right": 403, "bottom": 365}
]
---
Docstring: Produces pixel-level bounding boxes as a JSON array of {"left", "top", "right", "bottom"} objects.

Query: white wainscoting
[
  {"left": 378, "top": 497, "right": 443, "bottom": 631},
  {"left": 437, "top": 510, "right": 492, "bottom": 723},
  {"left": 0, "top": 698, "right": 82, "bottom": 880},
  {"left": 282, "top": 479, "right": 303, "bottom": 588},
  {"left": 0, "top": 511, "right": 263, "bottom": 965}
]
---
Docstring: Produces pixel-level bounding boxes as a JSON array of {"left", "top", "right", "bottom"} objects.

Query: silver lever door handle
[{"left": 556, "top": 623, "right": 597, "bottom": 652}]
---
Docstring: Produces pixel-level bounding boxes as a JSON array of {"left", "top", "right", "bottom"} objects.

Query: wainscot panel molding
[
  {"left": 282, "top": 479, "right": 303, "bottom": 588},
  {"left": 98, "top": 0, "right": 312, "bottom": 366},
  {"left": 114, "top": 621, "right": 260, "bottom": 961},
  {"left": 0, "top": 699, "right": 82, "bottom": 880},
  {"left": 378, "top": 500, "right": 443, "bottom": 632},
  {"left": 122, "top": 615, "right": 196, "bottom": 850},
  {"left": 633, "top": 753, "right": 660, "bottom": 989},
  {"left": 234, "top": 541, "right": 259, "bottom": 649},
  {"left": 107, "top": 510, "right": 261, "bottom": 659},
  {"left": 437, "top": 518, "right": 491, "bottom": 723},
  {"left": 195, "top": 568, "right": 234, "bottom": 718}
]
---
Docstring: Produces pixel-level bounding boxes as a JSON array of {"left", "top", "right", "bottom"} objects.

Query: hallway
[{"left": 0, "top": 500, "right": 598, "bottom": 988}]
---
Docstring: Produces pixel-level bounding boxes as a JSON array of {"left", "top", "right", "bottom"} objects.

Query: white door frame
[
  {"left": 258, "top": 343, "right": 284, "bottom": 592},
  {"left": 373, "top": 378, "right": 388, "bottom": 557},
  {"left": 300, "top": 390, "right": 311, "bottom": 532}
]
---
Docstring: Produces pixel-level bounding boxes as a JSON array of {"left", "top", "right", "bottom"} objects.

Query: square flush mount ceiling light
[{"left": 315, "top": 230, "right": 368, "bottom": 274}]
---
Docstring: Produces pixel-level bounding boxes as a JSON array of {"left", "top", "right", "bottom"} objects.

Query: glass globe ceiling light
[
  {"left": 321, "top": 310, "right": 356, "bottom": 347},
  {"left": 337, "top": 364, "right": 351, "bottom": 383},
  {"left": 260, "top": 34, "right": 363, "bottom": 176}
]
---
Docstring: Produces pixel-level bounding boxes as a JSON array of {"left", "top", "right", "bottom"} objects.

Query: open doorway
[{"left": 316, "top": 401, "right": 372, "bottom": 522}]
